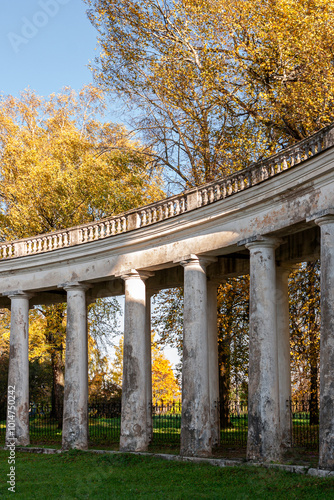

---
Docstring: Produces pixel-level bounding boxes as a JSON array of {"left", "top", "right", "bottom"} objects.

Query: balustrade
[{"left": 0, "top": 123, "right": 333, "bottom": 260}]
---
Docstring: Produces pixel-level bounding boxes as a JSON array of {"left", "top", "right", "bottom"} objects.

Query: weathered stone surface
[
  {"left": 276, "top": 266, "right": 292, "bottom": 448},
  {"left": 119, "top": 270, "right": 152, "bottom": 452},
  {"left": 180, "top": 255, "right": 215, "bottom": 457},
  {"left": 207, "top": 281, "right": 220, "bottom": 447},
  {"left": 61, "top": 283, "right": 89, "bottom": 450},
  {"left": 315, "top": 215, "right": 334, "bottom": 470},
  {"left": 246, "top": 238, "right": 282, "bottom": 462},
  {"left": 5, "top": 292, "right": 31, "bottom": 446}
]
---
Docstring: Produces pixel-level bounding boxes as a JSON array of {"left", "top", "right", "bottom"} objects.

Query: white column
[
  {"left": 180, "top": 255, "right": 214, "bottom": 457},
  {"left": 61, "top": 282, "right": 89, "bottom": 450},
  {"left": 315, "top": 215, "right": 334, "bottom": 470},
  {"left": 5, "top": 292, "right": 31, "bottom": 446},
  {"left": 276, "top": 266, "right": 292, "bottom": 449},
  {"left": 207, "top": 281, "right": 220, "bottom": 447},
  {"left": 146, "top": 289, "right": 153, "bottom": 443},
  {"left": 246, "top": 238, "right": 281, "bottom": 461},
  {"left": 120, "top": 270, "right": 152, "bottom": 452}
]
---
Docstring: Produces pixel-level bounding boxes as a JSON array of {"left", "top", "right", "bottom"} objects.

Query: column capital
[
  {"left": 239, "top": 235, "right": 283, "bottom": 250},
  {"left": 315, "top": 215, "right": 334, "bottom": 227},
  {"left": 116, "top": 269, "right": 154, "bottom": 281},
  {"left": 176, "top": 254, "right": 217, "bottom": 268},
  {"left": 58, "top": 282, "right": 91, "bottom": 292},
  {"left": 307, "top": 208, "right": 334, "bottom": 225},
  {"left": 3, "top": 290, "right": 33, "bottom": 300}
]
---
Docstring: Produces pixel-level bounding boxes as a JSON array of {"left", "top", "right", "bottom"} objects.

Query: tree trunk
[
  {"left": 51, "top": 348, "right": 64, "bottom": 428},
  {"left": 307, "top": 262, "right": 319, "bottom": 425},
  {"left": 218, "top": 335, "right": 231, "bottom": 428}
]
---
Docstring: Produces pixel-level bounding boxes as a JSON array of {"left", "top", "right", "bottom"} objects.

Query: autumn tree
[
  {"left": 289, "top": 262, "right": 320, "bottom": 423},
  {"left": 85, "top": 0, "right": 334, "bottom": 189},
  {"left": 111, "top": 335, "right": 181, "bottom": 404},
  {"left": 0, "top": 85, "right": 163, "bottom": 411}
]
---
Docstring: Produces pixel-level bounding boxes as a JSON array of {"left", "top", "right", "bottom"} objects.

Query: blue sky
[{"left": 1, "top": 1, "right": 98, "bottom": 98}]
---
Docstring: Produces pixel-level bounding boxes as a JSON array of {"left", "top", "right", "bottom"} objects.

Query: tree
[
  {"left": 0, "top": 85, "right": 163, "bottom": 412},
  {"left": 85, "top": 0, "right": 334, "bottom": 189},
  {"left": 289, "top": 262, "right": 320, "bottom": 423},
  {"left": 110, "top": 335, "right": 181, "bottom": 404}
]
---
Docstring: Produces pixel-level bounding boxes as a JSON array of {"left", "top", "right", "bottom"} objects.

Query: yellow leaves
[{"left": 0, "top": 85, "right": 163, "bottom": 240}]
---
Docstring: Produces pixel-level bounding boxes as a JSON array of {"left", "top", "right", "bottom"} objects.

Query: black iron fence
[
  {"left": 0, "top": 399, "right": 319, "bottom": 450},
  {"left": 291, "top": 400, "right": 319, "bottom": 449}
]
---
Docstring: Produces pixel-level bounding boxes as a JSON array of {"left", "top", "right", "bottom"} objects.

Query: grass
[{"left": 0, "top": 450, "right": 333, "bottom": 499}]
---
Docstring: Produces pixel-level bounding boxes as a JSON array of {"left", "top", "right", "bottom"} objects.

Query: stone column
[
  {"left": 276, "top": 266, "right": 292, "bottom": 449},
  {"left": 180, "top": 255, "right": 214, "bottom": 457},
  {"left": 61, "top": 282, "right": 89, "bottom": 450},
  {"left": 146, "top": 289, "right": 153, "bottom": 443},
  {"left": 207, "top": 281, "right": 220, "bottom": 447},
  {"left": 315, "top": 214, "right": 334, "bottom": 470},
  {"left": 5, "top": 292, "right": 31, "bottom": 446},
  {"left": 119, "top": 270, "right": 152, "bottom": 452},
  {"left": 246, "top": 237, "right": 281, "bottom": 461}
]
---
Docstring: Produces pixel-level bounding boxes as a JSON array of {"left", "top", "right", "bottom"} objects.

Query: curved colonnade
[{"left": 2, "top": 124, "right": 334, "bottom": 469}]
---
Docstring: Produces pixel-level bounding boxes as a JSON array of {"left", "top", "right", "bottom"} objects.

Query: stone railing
[{"left": 1, "top": 123, "right": 334, "bottom": 260}]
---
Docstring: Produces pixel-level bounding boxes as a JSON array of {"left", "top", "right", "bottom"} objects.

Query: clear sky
[{"left": 1, "top": 0, "right": 97, "bottom": 97}]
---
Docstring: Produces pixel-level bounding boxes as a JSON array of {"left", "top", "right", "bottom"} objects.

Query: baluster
[
  {"left": 141, "top": 211, "right": 147, "bottom": 226},
  {"left": 208, "top": 187, "right": 215, "bottom": 203},
  {"left": 240, "top": 176, "right": 245, "bottom": 190},
  {"left": 88, "top": 226, "right": 94, "bottom": 241},
  {"left": 295, "top": 151, "right": 301, "bottom": 164},
  {"left": 64, "top": 233, "right": 69, "bottom": 246},
  {"left": 163, "top": 203, "right": 169, "bottom": 218},
  {"left": 282, "top": 156, "right": 288, "bottom": 171},
  {"left": 42, "top": 237, "right": 47, "bottom": 251},
  {"left": 121, "top": 217, "right": 126, "bottom": 231},
  {"left": 158, "top": 205, "right": 163, "bottom": 220},
  {"left": 234, "top": 177, "right": 239, "bottom": 192},
  {"left": 215, "top": 184, "right": 221, "bottom": 199},
  {"left": 202, "top": 189, "right": 208, "bottom": 205},
  {"left": 152, "top": 207, "right": 157, "bottom": 222},
  {"left": 83, "top": 228, "right": 88, "bottom": 242},
  {"left": 169, "top": 201, "right": 174, "bottom": 216},
  {"left": 221, "top": 182, "right": 227, "bottom": 198},
  {"left": 174, "top": 199, "right": 180, "bottom": 215},
  {"left": 115, "top": 219, "right": 121, "bottom": 233},
  {"left": 99, "top": 223, "right": 105, "bottom": 239},
  {"left": 227, "top": 181, "right": 233, "bottom": 195},
  {"left": 37, "top": 239, "right": 42, "bottom": 252},
  {"left": 105, "top": 221, "right": 111, "bottom": 237},
  {"left": 110, "top": 220, "right": 116, "bottom": 234},
  {"left": 180, "top": 197, "right": 186, "bottom": 212}
]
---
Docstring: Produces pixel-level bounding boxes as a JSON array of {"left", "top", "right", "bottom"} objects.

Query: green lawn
[{"left": 0, "top": 450, "right": 333, "bottom": 499}]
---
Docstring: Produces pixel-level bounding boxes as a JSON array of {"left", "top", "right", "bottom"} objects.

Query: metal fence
[{"left": 0, "top": 400, "right": 319, "bottom": 450}]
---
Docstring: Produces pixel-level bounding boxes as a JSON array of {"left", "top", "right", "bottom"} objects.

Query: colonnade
[{"left": 4, "top": 217, "right": 334, "bottom": 469}]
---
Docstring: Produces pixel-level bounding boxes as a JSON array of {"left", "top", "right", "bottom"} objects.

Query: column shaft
[
  {"left": 181, "top": 256, "right": 211, "bottom": 457},
  {"left": 62, "top": 284, "right": 89, "bottom": 450},
  {"left": 6, "top": 293, "right": 31, "bottom": 446},
  {"left": 120, "top": 271, "right": 151, "bottom": 452},
  {"left": 316, "top": 216, "right": 334, "bottom": 470},
  {"left": 276, "top": 267, "right": 292, "bottom": 448},
  {"left": 246, "top": 239, "right": 281, "bottom": 461},
  {"left": 207, "top": 282, "right": 220, "bottom": 447},
  {"left": 145, "top": 290, "right": 153, "bottom": 443}
]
